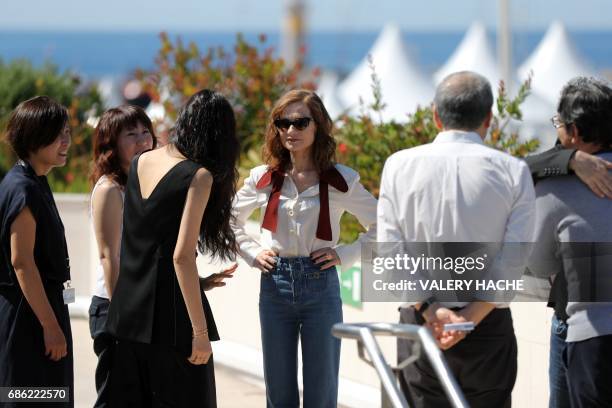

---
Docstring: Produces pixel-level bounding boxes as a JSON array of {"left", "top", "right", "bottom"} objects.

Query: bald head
[{"left": 434, "top": 71, "right": 493, "bottom": 131}]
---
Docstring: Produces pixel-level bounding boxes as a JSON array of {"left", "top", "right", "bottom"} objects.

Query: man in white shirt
[{"left": 377, "top": 71, "right": 535, "bottom": 408}]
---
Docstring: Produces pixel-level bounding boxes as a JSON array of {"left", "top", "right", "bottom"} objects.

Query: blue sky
[{"left": 1, "top": 0, "right": 611, "bottom": 31}]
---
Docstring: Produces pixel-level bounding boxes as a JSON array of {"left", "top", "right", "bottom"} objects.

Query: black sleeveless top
[{"left": 106, "top": 155, "right": 219, "bottom": 356}]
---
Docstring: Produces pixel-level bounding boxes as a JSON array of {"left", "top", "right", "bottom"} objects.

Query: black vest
[{"left": 106, "top": 155, "right": 219, "bottom": 355}]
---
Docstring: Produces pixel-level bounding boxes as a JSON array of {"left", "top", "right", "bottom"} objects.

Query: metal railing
[{"left": 332, "top": 323, "right": 469, "bottom": 408}]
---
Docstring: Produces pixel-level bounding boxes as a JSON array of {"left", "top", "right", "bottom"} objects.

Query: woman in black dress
[
  {"left": 106, "top": 89, "right": 239, "bottom": 407},
  {"left": 0, "top": 96, "right": 73, "bottom": 407}
]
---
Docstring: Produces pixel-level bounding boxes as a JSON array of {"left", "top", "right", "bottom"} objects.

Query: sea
[{"left": 1, "top": 30, "right": 611, "bottom": 80}]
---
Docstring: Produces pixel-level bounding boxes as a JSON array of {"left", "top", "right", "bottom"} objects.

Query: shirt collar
[
  {"left": 255, "top": 166, "right": 348, "bottom": 241},
  {"left": 17, "top": 159, "right": 47, "bottom": 182},
  {"left": 433, "top": 130, "right": 485, "bottom": 145},
  {"left": 255, "top": 166, "right": 349, "bottom": 194}
]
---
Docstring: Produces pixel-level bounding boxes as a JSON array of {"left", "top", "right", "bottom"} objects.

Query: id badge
[{"left": 63, "top": 281, "right": 75, "bottom": 305}]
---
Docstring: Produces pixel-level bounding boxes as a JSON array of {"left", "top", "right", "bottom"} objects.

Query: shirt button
[{"left": 288, "top": 210, "right": 294, "bottom": 216}]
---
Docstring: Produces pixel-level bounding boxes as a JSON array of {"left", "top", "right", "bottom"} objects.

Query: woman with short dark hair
[
  {"left": 0, "top": 95, "right": 74, "bottom": 407},
  {"left": 106, "top": 89, "right": 239, "bottom": 407},
  {"left": 231, "top": 89, "right": 377, "bottom": 407}
]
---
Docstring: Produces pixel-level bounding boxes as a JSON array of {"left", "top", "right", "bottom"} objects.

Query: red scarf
[{"left": 255, "top": 166, "right": 349, "bottom": 241}]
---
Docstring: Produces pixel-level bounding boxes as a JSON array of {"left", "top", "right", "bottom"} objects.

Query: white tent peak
[
  {"left": 370, "top": 22, "right": 403, "bottom": 51},
  {"left": 434, "top": 21, "right": 501, "bottom": 88},
  {"left": 337, "top": 22, "right": 434, "bottom": 122},
  {"left": 518, "top": 21, "right": 595, "bottom": 105},
  {"left": 316, "top": 70, "right": 345, "bottom": 120}
]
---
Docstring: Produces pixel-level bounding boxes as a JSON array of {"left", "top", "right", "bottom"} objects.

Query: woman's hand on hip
[
  {"left": 254, "top": 250, "right": 278, "bottom": 272},
  {"left": 43, "top": 322, "right": 68, "bottom": 361},
  {"left": 311, "top": 247, "right": 341, "bottom": 270}
]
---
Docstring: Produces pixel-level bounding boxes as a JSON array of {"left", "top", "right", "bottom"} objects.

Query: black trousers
[
  {"left": 398, "top": 306, "right": 517, "bottom": 408},
  {"left": 88, "top": 295, "right": 114, "bottom": 408},
  {"left": 0, "top": 285, "right": 74, "bottom": 408},
  {"left": 566, "top": 334, "right": 612, "bottom": 408},
  {"left": 109, "top": 339, "right": 217, "bottom": 407}
]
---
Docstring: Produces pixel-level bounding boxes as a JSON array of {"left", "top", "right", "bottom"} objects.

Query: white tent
[
  {"left": 337, "top": 23, "right": 434, "bottom": 122},
  {"left": 518, "top": 21, "right": 595, "bottom": 105},
  {"left": 434, "top": 22, "right": 502, "bottom": 89},
  {"left": 520, "top": 91, "right": 554, "bottom": 124},
  {"left": 316, "top": 70, "right": 346, "bottom": 120},
  {"left": 514, "top": 91, "right": 557, "bottom": 150}
]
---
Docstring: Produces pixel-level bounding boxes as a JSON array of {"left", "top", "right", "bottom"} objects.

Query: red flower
[
  {"left": 65, "top": 172, "right": 74, "bottom": 184},
  {"left": 338, "top": 143, "right": 348, "bottom": 154}
]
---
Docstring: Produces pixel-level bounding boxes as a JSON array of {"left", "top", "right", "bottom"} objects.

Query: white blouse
[{"left": 231, "top": 164, "right": 378, "bottom": 269}]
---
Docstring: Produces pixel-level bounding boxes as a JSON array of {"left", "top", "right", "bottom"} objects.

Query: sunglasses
[{"left": 274, "top": 117, "right": 312, "bottom": 131}]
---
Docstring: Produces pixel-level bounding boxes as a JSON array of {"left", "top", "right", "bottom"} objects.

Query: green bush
[
  {"left": 0, "top": 59, "right": 103, "bottom": 190},
  {"left": 136, "top": 32, "right": 318, "bottom": 174}
]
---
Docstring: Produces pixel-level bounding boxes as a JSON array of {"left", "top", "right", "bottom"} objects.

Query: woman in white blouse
[{"left": 231, "top": 89, "right": 377, "bottom": 408}]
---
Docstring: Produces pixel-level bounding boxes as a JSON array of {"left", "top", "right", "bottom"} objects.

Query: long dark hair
[
  {"left": 171, "top": 89, "right": 239, "bottom": 261},
  {"left": 90, "top": 105, "right": 156, "bottom": 187}
]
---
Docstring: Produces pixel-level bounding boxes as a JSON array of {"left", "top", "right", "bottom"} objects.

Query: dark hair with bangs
[
  {"left": 5, "top": 95, "right": 68, "bottom": 160},
  {"left": 171, "top": 89, "right": 239, "bottom": 261},
  {"left": 90, "top": 105, "right": 156, "bottom": 186}
]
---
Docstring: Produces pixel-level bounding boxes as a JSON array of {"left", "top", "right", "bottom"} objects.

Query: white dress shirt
[
  {"left": 377, "top": 130, "right": 536, "bottom": 307},
  {"left": 231, "top": 164, "right": 377, "bottom": 269}
]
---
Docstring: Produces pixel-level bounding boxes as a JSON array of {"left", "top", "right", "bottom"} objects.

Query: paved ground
[{"left": 72, "top": 317, "right": 267, "bottom": 407}]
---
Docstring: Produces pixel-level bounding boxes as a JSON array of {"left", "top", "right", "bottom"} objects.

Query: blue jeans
[
  {"left": 549, "top": 314, "right": 570, "bottom": 408},
  {"left": 259, "top": 256, "right": 343, "bottom": 408}
]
